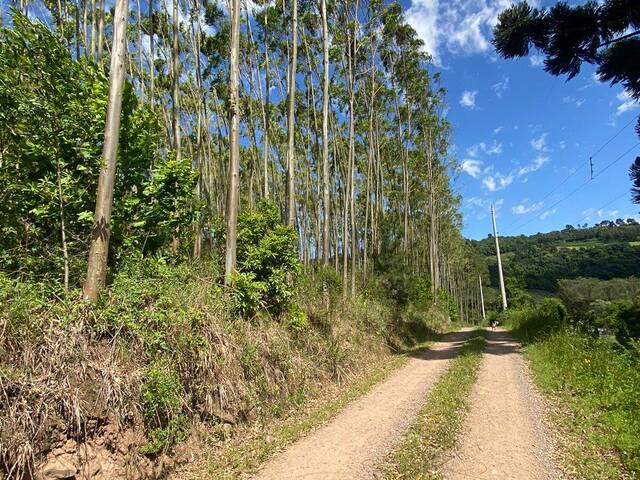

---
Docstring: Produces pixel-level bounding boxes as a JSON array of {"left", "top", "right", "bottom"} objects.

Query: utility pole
[
  {"left": 491, "top": 204, "right": 508, "bottom": 311},
  {"left": 479, "top": 275, "right": 486, "bottom": 321}
]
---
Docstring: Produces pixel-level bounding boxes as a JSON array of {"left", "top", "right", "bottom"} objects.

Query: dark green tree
[
  {"left": 629, "top": 156, "right": 640, "bottom": 204},
  {"left": 493, "top": 1, "right": 640, "bottom": 135}
]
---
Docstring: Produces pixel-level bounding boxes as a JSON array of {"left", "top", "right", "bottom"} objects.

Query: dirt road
[
  {"left": 443, "top": 328, "right": 559, "bottom": 480},
  {"left": 251, "top": 330, "right": 473, "bottom": 480}
]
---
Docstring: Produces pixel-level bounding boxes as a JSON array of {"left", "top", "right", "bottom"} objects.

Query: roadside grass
[
  {"left": 178, "top": 336, "right": 444, "bottom": 479},
  {"left": 381, "top": 329, "right": 486, "bottom": 480},
  {"left": 507, "top": 305, "right": 640, "bottom": 479}
]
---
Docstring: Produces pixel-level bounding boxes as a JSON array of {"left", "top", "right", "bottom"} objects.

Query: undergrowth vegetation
[
  {"left": 503, "top": 299, "right": 640, "bottom": 479},
  {"left": 0, "top": 202, "right": 452, "bottom": 478}
]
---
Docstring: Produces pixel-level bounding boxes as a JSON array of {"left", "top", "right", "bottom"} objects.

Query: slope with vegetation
[
  {"left": 472, "top": 222, "right": 640, "bottom": 294},
  {"left": 0, "top": 1, "right": 484, "bottom": 478}
]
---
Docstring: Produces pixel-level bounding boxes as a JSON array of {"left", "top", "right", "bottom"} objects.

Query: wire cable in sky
[
  {"left": 502, "top": 123, "right": 639, "bottom": 233},
  {"left": 504, "top": 143, "right": 640, "bottom": 235}
]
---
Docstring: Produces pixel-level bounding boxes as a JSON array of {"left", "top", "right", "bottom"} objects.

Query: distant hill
[{"left": 471, "top": 220, "right": 640, "bottom": 292}]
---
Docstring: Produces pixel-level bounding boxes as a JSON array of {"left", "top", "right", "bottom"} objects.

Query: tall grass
[
  {"left": 504, "top": 299, "right": 640, "bottom": 479},
  {"left": 0, "top": 257, "right": 447, "bottom": 478}
]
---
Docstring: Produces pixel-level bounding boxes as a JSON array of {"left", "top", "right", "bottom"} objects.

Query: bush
[
  {"left": 140, "top": 362, "right": 188, "bottom": 455},
  {"left": 227, "top": 201, "right": 301, "bottom": 318}
]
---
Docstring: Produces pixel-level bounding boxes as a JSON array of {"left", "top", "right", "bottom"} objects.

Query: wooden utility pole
[
  {"left": 491, "top": 204, "right": 508, "bottom": 310},
  {"left": 479, "top": 275, "right": 486, "bottom": 321},
  {"left": 224, "top": 0, "right": 241, "bottom": 286},
  {"left": 83, "top": 0, "right": 129, "bottom": 301}
]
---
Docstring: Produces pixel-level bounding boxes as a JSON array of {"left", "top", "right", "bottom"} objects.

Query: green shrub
[
  {"left": 230, "top": 271, "right": 265, "bottom": 317},
  {"left": 285, "top": 304, "right": 309, "bottom": 333},
  {"left": 226, "top": 201, "right": 301, "bottom": 318},
  {"left": 140, "top": 361, "right": 188, "bottom": 454}
]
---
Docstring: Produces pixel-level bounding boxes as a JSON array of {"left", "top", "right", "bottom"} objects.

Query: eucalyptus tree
[
  {"left": 83, "top": 0, "right": 129, "bottom": 300},
  {"left": 225, "top": 0, "right": 241, "bottom": 286}
]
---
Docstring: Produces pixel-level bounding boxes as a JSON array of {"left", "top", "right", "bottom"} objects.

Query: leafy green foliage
[
  {"left": 0, "top": 12, "right": 196, "bottom": 290},
  {"left": 558, "top": 277, "right": 640, "bottom": 344},
  {"left": 119, "top": 153, "right": 199, "bottom": 255},
  {"left": 227, "top": 201, "right": 301, "bottom": 318},
  {"left": 140, "top": 361, "right": 188, "bottom": 455}
]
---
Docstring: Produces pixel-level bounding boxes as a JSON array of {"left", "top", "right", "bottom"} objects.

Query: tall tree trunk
[
  {"left": 224, "top": 0, "right": 241, "bottom": 286},
  {"left": 321, "top": 0, "right": 330, "bottom": 266},
  {"left": 83, "top": 0, "right": 128, "bottom": 301},
  {"left": 89, "top": 0, "right": 96, "bottom": 59},
  {"left": 56, "top": 162, "right": 69, "bottom": 292},
  {"left": 172, "top": 0, "right": 181, "bottom": 159},
  {"left": 137, "top": 0, "right": 144, "bottom": 103},
  {"left": 97, "top": 0, "right": 104, "bottom": 62},
  {"left": 285, "top": 0, "right": 298, "bottom": 226},
  {"left": 261, "top": 12, "right": 270, "bottom": 198},
  {"left": 148, "top": 0, "right": 154, "bottom": 102}
]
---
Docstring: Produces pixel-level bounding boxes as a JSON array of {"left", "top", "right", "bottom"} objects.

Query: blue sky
[{"left": 400, "top": 0, "right": 640, "bottom": 240}]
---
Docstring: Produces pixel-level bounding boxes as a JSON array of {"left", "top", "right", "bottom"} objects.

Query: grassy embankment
[
  {"left": 504, "top": 300, "right": 640, "bottom": 479},
  {"left": 0, "top": 258, "right": 448, "bottom": 478}
]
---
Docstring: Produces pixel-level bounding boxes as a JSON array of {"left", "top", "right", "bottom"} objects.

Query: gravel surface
[
  {"left": 442, "top": 328, "right": 560, "bottom": 480},
  {"left": 251, "top": 329, "right": 474, "bottom": 480}
]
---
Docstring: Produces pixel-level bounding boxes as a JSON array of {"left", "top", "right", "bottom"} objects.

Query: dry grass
[{"left": 1, "top": 261, "right": 438, "bottom": 478}]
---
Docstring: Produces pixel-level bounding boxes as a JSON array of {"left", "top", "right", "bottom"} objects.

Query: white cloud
[
  {"left": 482, "top": 173, "right": 513, "bottom": 192},
  {"left": 530, "top": 133, "right": 549, "bottom": 152},
  {"left": 405, "top": 0, "right": 514, "bottom": 65},
  {"left": 466, "top": 197, "right": 504, "bottom": 214},
  {"left": 482, "top": 154, "right": 550, "bottom": 192},
  {"left": 616, "top": 90, "right": 639, "bottom": 115},
  {"left": 461, "top": 159, "right": 483, "bottom": 178},
  {"left": 582, "top": 207, "right": 623, "bottom": 221},
  {"left": 460, "top": 90, "right": 478, "bottom": 109},
  {"left": 492, "top": 76, "right": 510, "bottom": 98},
  {"left": 562, "top": 96, "right": 585, "bottom": 107},
  {"left": 517, "top": 155, "right": 550, "bottom": 176},
  {"left": 467, "top": 140, "right": 502, "bottom": 157},
  {"left": 483, "top": 176, "right": 497, "bottom": 191},
  {"left": 529, "top": 54, "right": 544, "bottom": 67},
  {"left": 539, "top": 208, "right": 557, "bottom": 220},
  {"left": 493, "top": 126, "right": 504, "bottom": 134},
  {"left": 512, "top": 201, "right": 544, "bottom": 215}
]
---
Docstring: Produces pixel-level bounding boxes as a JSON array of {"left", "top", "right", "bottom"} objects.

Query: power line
[
  {"left": 594, "top": 141, "right": 640, "bottom": 179},
  {"left": 503, "top": 121, "right": 639, "bottom": 233},
  {"left": 590, "top": 116, "right": 637, "bottom": 159},
  {"left": 578, "top": 190, "right": 629, "bottom": 225},
  {"left": 504, "top": 142, "right": 640, "bottom": 234}
]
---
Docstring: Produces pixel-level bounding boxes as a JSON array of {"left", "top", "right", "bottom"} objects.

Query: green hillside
[{"left": 472, "top": 221, "right": 640, "bottom": 292}]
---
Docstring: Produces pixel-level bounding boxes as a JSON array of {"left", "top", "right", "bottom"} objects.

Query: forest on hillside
[{"left": 472, "top": 221, "right": 640, "bottom": 292}]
